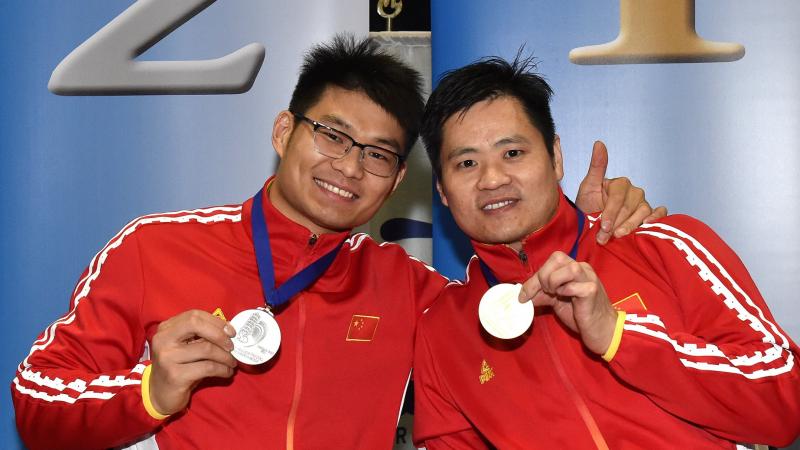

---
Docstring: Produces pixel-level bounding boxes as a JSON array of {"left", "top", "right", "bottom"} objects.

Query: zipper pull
[
  {"left": 308, "top": 234, "right": 318, "bottom": 246},
  {"left": 518, "top": 249, "right": 528, "bottom": 265}
]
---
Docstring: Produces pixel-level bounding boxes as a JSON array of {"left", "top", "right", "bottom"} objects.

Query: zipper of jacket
[
  {"left": 541, "top": 319, "right": 609, "bottom": 450},
  {"left": 518, "top": 249, "right": 528, "bottom": 267},
  {"left": 285, "top": 297, "right": 306, "bottom": 450},
  {"left": 516, "top": 244, "right": 606, "bottom": 445},
  {"left": 285, "top": 234, "right": 317, "bottom": 449}
]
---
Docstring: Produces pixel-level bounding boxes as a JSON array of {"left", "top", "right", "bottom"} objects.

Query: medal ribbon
[
  {"left": 480, "top": 196, "right": 585, "bottom": 287},
  {"left": 251, "top": 188, "right": 346, "bottom": 309}
]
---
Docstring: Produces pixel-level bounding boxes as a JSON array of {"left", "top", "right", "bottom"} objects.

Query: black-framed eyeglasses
[{"left": 291, "top": 112, "right": 404, "bottom": 178}]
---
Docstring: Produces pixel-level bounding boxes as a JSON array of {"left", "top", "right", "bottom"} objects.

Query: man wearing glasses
[
  {"left": 12, "top": 35, "right": 661, "bottom": 449},
  {"left": 292, "top": 112, "right": 405, "bottom": 179}
]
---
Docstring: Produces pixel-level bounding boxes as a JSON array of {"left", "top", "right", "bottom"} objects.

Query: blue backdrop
[
  {"left": 2, "top": 1, "right": 799, "bottom": 448},
  {"left": 430, "top": 0, "right": 800, "bottom": 343}
]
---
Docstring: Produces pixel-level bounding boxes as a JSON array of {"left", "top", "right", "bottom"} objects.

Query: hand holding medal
[
  {"left": 517, "top": 250, "right": 618, "bottom": 356},
  {"left": 148, "top": 310, "right": 238, "bottom": 416},
  {"left": 478, "top": 198, "right": 585, "bottom": 341}
]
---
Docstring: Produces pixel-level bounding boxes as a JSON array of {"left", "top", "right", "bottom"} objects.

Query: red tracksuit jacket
[
  {"left": 414, "top": 195, "right": 800, "bottom": 449},
  {"left": 12, "top": 180, "right": 447, "bottom": 450}
]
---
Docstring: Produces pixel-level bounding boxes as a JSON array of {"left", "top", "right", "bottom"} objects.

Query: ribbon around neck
[{"left": 250, "top": 188, "right": 346, "bottom": 309}]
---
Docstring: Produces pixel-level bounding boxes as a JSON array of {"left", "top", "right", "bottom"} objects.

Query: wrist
[
  {"left": 141, "top": 364, "right": 170, "bottom": 420},
  {"left": 601, "top": 310, "right": 626, "bottom": 362}
]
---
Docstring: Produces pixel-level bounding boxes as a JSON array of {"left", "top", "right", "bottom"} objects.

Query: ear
[
  {"left": 436, "top": 179, "right": 449, "bottom": 207},
  {"left": 390, "top": 162, "right": 408, "bottom": 194},
  {"left": 553, "top": 134, "right": 564, "bottom": 182},
  {"left": 272, "top": 111, "right": 295, "bottom": 159}
]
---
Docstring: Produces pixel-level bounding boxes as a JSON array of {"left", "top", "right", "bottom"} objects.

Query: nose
[
  {"left": 330, "top": 146, "right": 365, "bottom": 179},
  {"left": 476, "top": 160, "right": 511, "bottom": 191}
]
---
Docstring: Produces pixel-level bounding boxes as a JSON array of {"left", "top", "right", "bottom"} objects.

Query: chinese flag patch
[
  {"left": 346, "top": 315, "right": 380, "bottom": 342},
  {"left": 612, "top": 292, "right": 647, "bottom": 313}
]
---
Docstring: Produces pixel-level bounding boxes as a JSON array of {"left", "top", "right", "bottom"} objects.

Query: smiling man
[
  {"left": 413, "top": 56, "right": 800, "bottom": 449},
  {"left": 12, "top": 36, "right": 659, "bottom": 450}
]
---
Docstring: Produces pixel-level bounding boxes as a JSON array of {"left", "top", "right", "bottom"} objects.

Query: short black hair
[
  {"left": 288, "top": 34, "right": 424, "bottom": 156},
  {"left": 421, "top": 53, "right": 556, "bottom": 178}
]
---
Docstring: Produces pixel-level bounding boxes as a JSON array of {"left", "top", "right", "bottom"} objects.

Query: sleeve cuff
[
  {"left": 602, "top": 310, "right": 627, "bottom": 362},
  {"left": 141, "top": 364, "right": 170, "bottom": 420}
]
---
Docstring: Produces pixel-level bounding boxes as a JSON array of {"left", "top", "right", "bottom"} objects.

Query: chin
[
  {"left": 471, "top": 233, "right": 514, "bottom": 246},
  {"left": 309, "top": 206, "right": 362, "bottom": 230},
  {"left": 316, "top": 221, "right": 352, "bottom": 233},
  {"left": 473, "top": 225, "right": 525, "bottom": 244}
]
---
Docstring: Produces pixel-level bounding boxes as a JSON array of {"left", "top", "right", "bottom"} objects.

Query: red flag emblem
[
  {"left": 346, "top": 315, "right": 380, "bottom": 342},
  {"left": 612, "top": 292, "right": 647, "bottom": 312}
]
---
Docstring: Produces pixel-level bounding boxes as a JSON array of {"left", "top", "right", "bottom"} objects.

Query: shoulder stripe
[
  {"left": 346, "top": 233, "right": 370, "bottom": 251},
  {"left": 444, "top": 255, "right": 477, "bottom": 287},
  {"left": 345, "top": 233, "right": 449, "bottom": 281},
  {"left": 71, "top": 206, "right": 241, "bottom": 299},
  {"left": 638, "top": 222, "right": 787, "bottom": 346},
  {"left": 408, "top": 255, "right": 439, "bottom": 275},
  {"left": 20, "top": 207, "right": 242, "bottom": 372},
  {"left": 632, "top": 223, "right": 793, "bottom": 379}
]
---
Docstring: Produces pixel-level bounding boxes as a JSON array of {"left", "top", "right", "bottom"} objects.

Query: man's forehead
[
  {"left": 442, "top": 97, "right": 540, "bottom": 138},
  {"left": 307, "top": 92, "right": 405, "bottom": 151}
]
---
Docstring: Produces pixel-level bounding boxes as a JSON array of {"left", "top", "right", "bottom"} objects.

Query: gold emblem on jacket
[
  {"left": 479, "top": 360, "right": 495, "bottom": 384},
  {"left": 212, "top": 307, "right": 227, "bottom": 321}
]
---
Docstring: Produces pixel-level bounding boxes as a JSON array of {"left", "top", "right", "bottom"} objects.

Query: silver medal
[
  {"left": 478, "top": 283, "right": 534, "bottom": 339},
  {"left": 229, "top": 308, "right": 281, "bottom": 365}
]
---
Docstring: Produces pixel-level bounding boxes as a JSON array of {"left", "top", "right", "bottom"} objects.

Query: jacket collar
[
  {"left": 471, "top": 190, "right": 586, "bottom": 285},
  {"left": 242, "top": 176, "right": 351, "bottom": 287}
]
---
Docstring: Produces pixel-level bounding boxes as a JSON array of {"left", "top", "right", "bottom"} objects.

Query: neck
[
  {"left": 472, "top": 194, "right": 583, "bottom": 284},
  {"left": 504, "top": 203, "right": 559, "bottom": 253},
  {"left": 507, "top": 241, "right": 524, "bottom": 252},
  {"left": 267, "top": 179, "right": 335, "bottom": 236}
]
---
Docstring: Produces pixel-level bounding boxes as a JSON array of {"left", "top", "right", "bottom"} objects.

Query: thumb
[
  {"left": 518, "top": 276, "right": 541, "bottom": 303},
  {"left": 582, "top": 141, "right": 608, "bottom": 190}
]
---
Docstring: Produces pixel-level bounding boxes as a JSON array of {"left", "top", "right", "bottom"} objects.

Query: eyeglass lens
[{"left": 313, "top": 127, "right": 398, "bottom": 177}]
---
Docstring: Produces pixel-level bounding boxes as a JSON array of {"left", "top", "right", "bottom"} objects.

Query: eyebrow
[
  {"left": 318, "top": 114, "right": 352, "bottom": 130},
  {"left": 495, "top": 135, "right": 530, "bottom": 146},
  {"left": 445, "top": 135, "right": 531, "bottom": 161},
  {"left": 317, "top": 114, "right": 402, "bottom": 152},
  {"left": 446, "top": 147, "right": 477, "bottom": 161}
]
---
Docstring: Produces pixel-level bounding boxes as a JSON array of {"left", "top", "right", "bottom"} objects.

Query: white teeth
[
  {"left": 483, "top": 200, "right": 514, "bottom": 210},
  {"left": 315, "top": 179, "right": 355, "bottom": 199}
]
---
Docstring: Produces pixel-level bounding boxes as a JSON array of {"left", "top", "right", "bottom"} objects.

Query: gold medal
[{"left": 478, "top": 283, "right": 533, "bottom": 339}]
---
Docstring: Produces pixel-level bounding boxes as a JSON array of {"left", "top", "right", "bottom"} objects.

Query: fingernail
[
  {"left": 614, "top": 227, "right": 627, "bottom": 237},
  {"left": 601, "top": 220, "right": 611, "bottom": 231},
  {"left": 224, "top": 324, "right": 236, "bottom": 337}
]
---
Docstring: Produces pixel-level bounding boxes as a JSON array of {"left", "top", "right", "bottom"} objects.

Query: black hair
[
  {"left": 288, "top": 34, "right": 424, "bottom": 156},
  {"left": 421, "top": 52, "right": 556, "bottom": 178}
]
